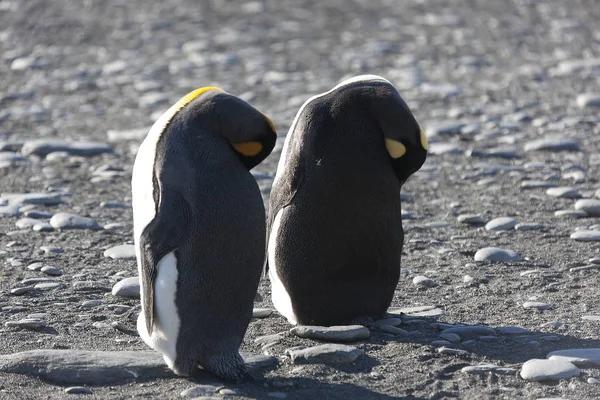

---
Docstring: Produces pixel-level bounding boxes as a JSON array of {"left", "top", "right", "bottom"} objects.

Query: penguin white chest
[{"left": 268, "top": 208, "right": 298, "bottom": 325}]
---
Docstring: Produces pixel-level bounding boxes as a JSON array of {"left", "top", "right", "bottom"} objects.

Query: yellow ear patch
[
  {"left": 419, "top": 127, "right": 428, "bottom": 151},
  {"left": 262, "top": 114, "right": 276, "bottom": 133},
  {"left": 385, "top": 139, "right": 407, "bottom": 159},
  {"left": 232, "top": 141, "right": 263, "bottom": 157}
]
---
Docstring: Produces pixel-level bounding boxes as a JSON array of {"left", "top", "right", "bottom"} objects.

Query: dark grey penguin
[
  {"left": 132, "top": 87, "right": 276, "bottom": 381},
  {"left": 266, "top": 75, "right": 428, "bottom": 326}
]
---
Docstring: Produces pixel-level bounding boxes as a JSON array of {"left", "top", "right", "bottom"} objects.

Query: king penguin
[
  {"left": 266, "top": 75, "right": 427, "bottom": 326},
  {"left": 132, "top": 87, "right": 276, "bottom": 381}
]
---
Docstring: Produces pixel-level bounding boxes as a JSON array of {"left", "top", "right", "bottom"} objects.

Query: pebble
[
  {"left": 81, "top": 300, "right": 103, "bottom": 308},
  {"left": 372, "top": 318, "right": 402, "bottom": 327},
  {"left": 10, "top": 287, "right": 34, "bottom": 296},
  {"left": 290, "top": 325, "right": 370, "bottom": 342},
  {"left": 520, "top": 180, "right": 557, "bottom": 189},
  {"left": 20, "top": 139, "right": 112, "bottom": 157},
  {"left": 22, "top": 277, "right": 55, "bottom": 285},
  {"left": 106, "top": 128, "right": 149, "bottom": 143},
  {"left": 569, "top": 264, "right": 600, "bottom": 272},
  {"left": 64, "top": 387, "right": 93, "bottom": 395},
  {"left": 33, "top": 223, "right": 54, "bottom": 232},
  {"left": 252, "top": 308, "right": 273, "bottom": 318},
  {"left": 437, "top": 347, "right": 468, "bottom": 356},
  {"left": 547, "top": 348, "right": 600, "bottom": 368},
  {"left": 520, "top": 358, "right": 580, "bottom": 381},
  {"left": 181, "top": 384, "right": 221, "bottom": 398},
  {"left": 523, "top": 302, "right": 550, "bottom": 310},
  {"left": 582, "top": 316, "right": 600, "bottom": 322},
  {"left": 441, "top": 326, "right": 496, "bottom": 339},
  {"left": 388, "top": 305, "right": 445, "bottom": 318},
  {"left": 546, "top": 187, "right": 581, "bottom": 199},
  {"left": 50, "top": 213, "right": 100, "bottom": 230},
  {"left": 286, "top": 344, "right": 362, "bottom": 364},
  {"left": 34, "top": 282, "right": 61, "bottom": 291},
  {"left": 440, "top": 332, "right": 461, "bottom": 343},
  {"left": 515, "top": 223, "right": 543, "bottom": 231},
  {"left": 15, "top": 218, "right": 40, "bottom": 229},
  {"left": 39, "top": 246, "right": 63, "bottom": 255},
  {"left": 555, "top": 210, "right": 588, "bottom": 218},
  {"left": 523, "top": 137, "right": 580, "bottom": 152},
  {"left": 426, "top": 121, "right": 466, "bottom": 137},
  {"left": 111, "top": 277, "right": 140, "bottom": 298},
  {"left": 576, "top": 93, "right": 600, "bottom": 108},
  {"left": 103, "top": 244, "right": 136, "bottom": 260},
  {"left": 474, "top": 247, "right": 523, "bottom": 262},
  {"left": 40, "top": 266, "right": 62, "bottom": 276},
  {"left": 457, "top": 214, "right": 486, "bottom": 225},
  {"left": 461, "top": 364, "right": 514, "bottom": 375},
  {"left": 485, "top": 217, "right": 516, "bottom": 231},
  {"left": 5, "top": 318, "right": 46, "bottom": 330},
  {"left": 378, "top": 325, "right": 408, "bottom": 335},
  {"left": 570, "top": 230, "right": 600, "bottom": 242},
  {"left": 0, "top": 192, "right": 62, "bottom": 206},
  {"left": 574, "top": 199, "right": 600, "bottom": 216},
  {"left": 412, "top": 275, "right": 436, "bottom": 288}
]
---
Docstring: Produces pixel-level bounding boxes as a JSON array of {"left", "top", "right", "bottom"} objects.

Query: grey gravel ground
[{"left": 1, "top": 0, "right": 600, "bottom": 399}]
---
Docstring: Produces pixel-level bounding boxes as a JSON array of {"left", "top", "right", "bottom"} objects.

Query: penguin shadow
[{"left": 372, "top": 314, "right": 600, "bottom": 366}]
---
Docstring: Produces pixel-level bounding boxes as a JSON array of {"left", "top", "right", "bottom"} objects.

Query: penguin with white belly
[
  {"left": 267, "top": 75, "right": 428, "bottom": 326},
  {"left": 132, "top": 87, "right": 276, "bottom": 381}
]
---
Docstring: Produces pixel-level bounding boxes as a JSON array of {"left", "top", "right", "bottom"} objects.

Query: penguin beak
[
  {"left": 384, "top": 138, "right": 407, "bottom": 159},
  {"left": 231, "top": 141, "right": 263, "bottom": 156}
]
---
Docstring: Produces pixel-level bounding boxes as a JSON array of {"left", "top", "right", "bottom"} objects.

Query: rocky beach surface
[{"left": 1, "top": 0, "right": 600, "bottom": 398}]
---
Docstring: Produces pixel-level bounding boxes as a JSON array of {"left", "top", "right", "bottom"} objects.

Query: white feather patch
[
  {"left": 136, "top": 252, "right": 180, "bottom": 369},
  {"left": 268, "top": 209, "right": 298, "bottom": 325}
]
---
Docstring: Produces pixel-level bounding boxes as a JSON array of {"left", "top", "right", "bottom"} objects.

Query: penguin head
[
  {"left": 209, "top": 91, "right": 277, "bottom": 170},
  {"left": 167, "top": 87, "right": 276, "bottom": 170},
  {"left": 355, "top": 75, "right": 428, "bottom": 185}
]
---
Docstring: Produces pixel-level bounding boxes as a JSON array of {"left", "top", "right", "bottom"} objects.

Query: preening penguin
[
  {"left": 132, "top": 87, "right": 276, "bottom": 380},
  {"left": 266, "top": 75, "right": 427, "bottom": 326}
]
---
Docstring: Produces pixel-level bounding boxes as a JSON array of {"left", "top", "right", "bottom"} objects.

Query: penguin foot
[{"left": 203, "top": 354, "right": 249, "bottom": 383}]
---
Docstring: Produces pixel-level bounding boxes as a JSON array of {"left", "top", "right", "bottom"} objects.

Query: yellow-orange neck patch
[
  {"left": 385, "top": 138, "right": 407, "bottom": 159},
  {"left": 232, "top": 141, "right": 263, "bottom": 157},
  {"left": 419, "top": 127, "right": 428, "bottom": 151}
]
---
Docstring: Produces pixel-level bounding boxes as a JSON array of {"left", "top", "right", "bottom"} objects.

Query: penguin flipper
[
  {"left": 139, "top": 193, "right": 191, "bottom": 335},
  {"left": 265, "top": 148, "right": 304, "bottom": 275}
]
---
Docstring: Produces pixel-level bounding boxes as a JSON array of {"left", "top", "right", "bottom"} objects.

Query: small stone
[
  {"left": 22, "top": 277, "right": 56, "bottom": 285},
  {"left": 440, "top": 332, "right": 461, "bottom": 343},
  {"left": 429, "top": 142, "right": 462, "bottom": 155},
  {"left": 378, "top": 325, "right": 408, "bottom": 335},
  {"left": 576, "top": 93, "right": 600, "bottom": 108},
  {"left": 39, "top": 246, "right": 63, "bottom": 255},
  {"left": 412, "top": 276, "right": 436, "bottom": 288},
  {"left": 290, "top": 325, "right": 370, "bottom": 342},
  {"left": 426, "top": 121, "right": 466, "bottom": 137},
  {"left": 461, "top": 364, "right": 500, "bottom": 374},
  {"left": 252, "top": 308, "right": 273, "bottom": 318},
  {"left": 5, "top": 318, "right": 46, "bottom": 330},
  {"left": 33, "top": 223, "right": 53, "bottom": 232},
  {"left": 103, "top": 244, "right": 136, "bottom": 260},
  {"left": 524, "top": 137, "right": 580, "bottom": 152},
  {"left": 111, "top": 277, "right": 140, "bottom": 298},
  {"left": 520, "top": 180, "right": 557, "bottom": 189},
  {"left": 40, "top": 265, "right": 62, "bottom": 276},
  {"left": 523, "top": 302, "right": 550, "bottom": 310},
  {"left": 21, "top": 139, "right": 112, "bottom": 157},
  {"left": 10, "top": 287, "right": 34, "bottom": 296},
  {"left": 574, "top": 199, "right": 600, "bottom": 216},
  {"left": 569, "top": 264, "right": 600, "bottom": 272},
  {"left": 372, "top": 318, "right": 403, "bottom": 327},
  {"left": 64, "top": 387, "right": 93, "bottom": 395},
  {"left": 520, "top": 358, "right": 580, "bottom": 381},
  {"left": 570, "top": 230, "right": 600, "bottom": 242},
  {"left": 268, "top": 392, "right": 287, "bottom": 399},
  {"left": 474, "top": 247, "right": 523, "bottom": 263},
  {"left": 82, "top": 300, "right": 103, "bottom": 308},
  {"left": 103, "top": 223, "right": 124, "bottom": 230},
  {"left": 15, "top": 218, "right": 40, "bottom": 229},
  {"left": 441, "top": 326, "right": 496, "bottom": 338},
  {"left": 485, "top": 217, "right": 517, "bottom": 231},
  {"left": 457, "top": 214, "right": 486, "bottom": 225},
  {"left": 106, "top": 128, "right": 149, "bottom": 143},
  {"left": 515, "top": 223, "right": 542, "bottom": 231},
  {"left": 180, "top": 384, "right": 220, "bottom": 398},
  {"left": 437, "top": 347, "right": 468, "bottom": 356},
  {"left": 582, "top": 316, "right": 600, "bottom": 322},
  {"left": 546, "top": 187, "right": 581, "bottom": 199},
  {"left": 286, "top": 344, "right": 362, "bottom": 364},
  {"left": 0, "top": 192, "right": 62, "bottom": 206},
  {"left": 547, "top": 348, "right": 600, "bottom": 368},
  {"left": 50, "top": 213, "right": 100, "bottom": 230},
  {"left": 388, "top": 305, "right": 444, "bottom": 318},
  {"left": 555, "top": 210, "right": 588, "bottom": 218},
  {"left": 34, "top": 282, "right": 61, "bottom": 291}
]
